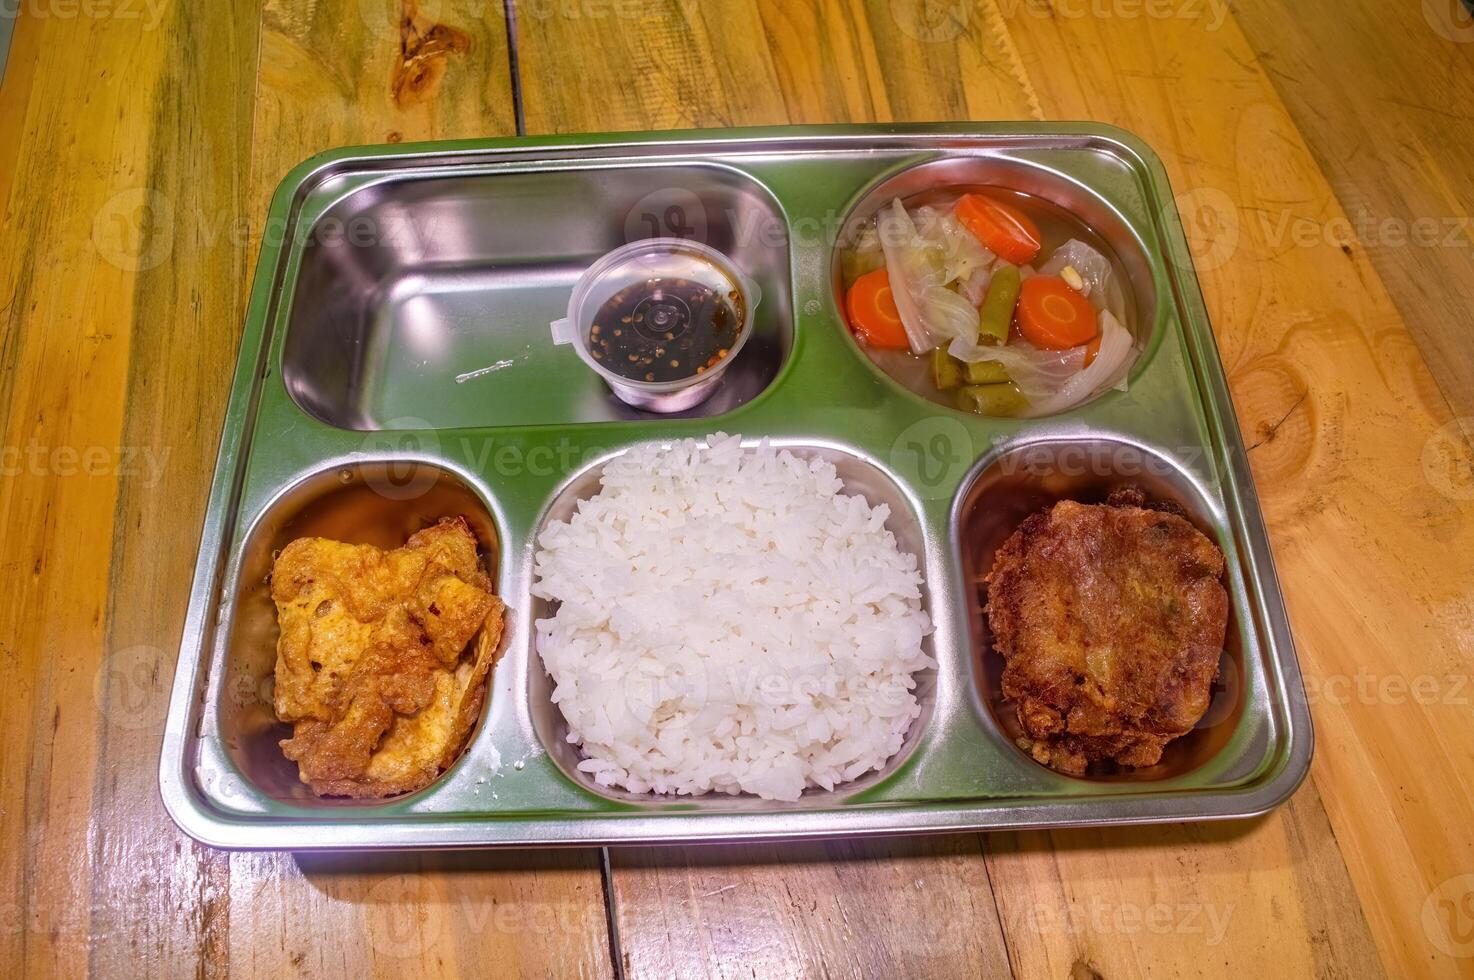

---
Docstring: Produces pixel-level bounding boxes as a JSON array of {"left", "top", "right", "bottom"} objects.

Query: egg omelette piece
[{"left": 270, "top": 516, "right": 504, "bottom": 797}]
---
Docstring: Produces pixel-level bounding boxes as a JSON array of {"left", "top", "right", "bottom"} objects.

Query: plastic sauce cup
[{"left": 551, "top": 239, "right": 762, "bottom": 413}]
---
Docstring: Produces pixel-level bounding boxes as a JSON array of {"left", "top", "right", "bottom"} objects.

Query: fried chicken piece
[
  {"left": 270, "top": 517, "right": 505, "bottom": 797},
  {"left": 985, "top": 489, "right": 1228, "bottom": 775}
]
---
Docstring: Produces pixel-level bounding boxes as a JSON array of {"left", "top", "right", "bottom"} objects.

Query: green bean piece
[
  {"left": 962, "top": 359, "right": 1009, "bottom": 385},
  {"left": 977, "top": 265, "right": 1021, "bottom": 346},
  {"left": 955, "top": 382, "right": 1029, "bottom": 417},
  {"left": 931, "top": 347, "right": 964, "bottom": 390}
]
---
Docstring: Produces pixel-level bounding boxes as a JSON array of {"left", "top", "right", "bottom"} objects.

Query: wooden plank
[
  {"left": 225, "top": 851, "right": 611, "bottom": 979},
  {"left": 608, "top": 837, "right": 1012, "bottom": 978},
  {"left": 250, "top": 0, "right": 518, "bottom": 204},
  {"left": 81, "top": 3, "right": 263, "bottom": 975},
  {"left": 515, "top": 0, "right": 1042, "bottom": 132},
  {"left": 517, "top": 0, "right": 789, "bottom": 131},
  {"left": 1231, "top": 0, "right": 1474, "bottom": 429},
  {"left": 0, "top": 6, "right": 236, "bottom": 975},
  {"left": 985, "top": 794, "right": 1384, "bottom": 978}
]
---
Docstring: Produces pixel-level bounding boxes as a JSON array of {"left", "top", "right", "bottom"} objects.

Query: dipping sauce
[
  {"left": 588, "top": 276, "right": 744, "bottom": 384},
  {"left": 552, "top": 237, "right": 761, "bottom": 412}
]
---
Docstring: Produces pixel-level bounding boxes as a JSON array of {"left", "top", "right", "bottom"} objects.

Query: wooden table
[{"left": 3, "top": 1, "right": 1472, "bottom": 976}]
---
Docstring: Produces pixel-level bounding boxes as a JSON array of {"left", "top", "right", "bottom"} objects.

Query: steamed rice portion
[{"left": 532, "top": 433, "right": 935, "bottom": 802}]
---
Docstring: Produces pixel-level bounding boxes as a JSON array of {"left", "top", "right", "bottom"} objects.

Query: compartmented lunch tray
[{"left": 159, "top": 123, "right": 1311, "bottom": 849}]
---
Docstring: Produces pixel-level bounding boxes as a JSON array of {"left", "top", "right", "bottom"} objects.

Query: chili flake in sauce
[{"left": 587, "top": 277, "right": 744, "bottom": 384}]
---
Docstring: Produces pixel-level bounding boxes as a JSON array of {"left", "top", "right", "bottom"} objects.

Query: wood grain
[
  {"left": 83, "top": 4, "right": 263, "bottom": 976},
  {"left": 252, "top": 0, "right": 517, "bottom": 204},
  {"left": 608, "top": 837, "right": 1012, "bottom": 978},
  {"left": 225, "top": 851, "right": 611, "bottom": 979},
  {"left": 1231, "top": 0, "right": 1474, "bottom": 431},
  {"left": 516, "top": 0, "right": 1041, "bottom": 130},
  {"left": 985, "top": 801, "right": 1384, "bottom": 979},
  {"left": 0, "top": 5, "right": 254, "bottom": 975}
]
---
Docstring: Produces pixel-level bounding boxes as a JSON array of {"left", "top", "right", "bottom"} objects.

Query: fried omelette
[
  {"left": 985, "top": 488, "right": 1228, "bottom": 775},
  {"left": 270, "top": 516, "right": 505, "bottom": 797}
]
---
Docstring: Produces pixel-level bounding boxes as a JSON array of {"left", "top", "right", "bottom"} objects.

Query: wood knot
[
  {"left": 392, "top": 0, "right": 470, "bottom": 106},
  {"left": 1071, "top": 959, "right": 1106, "bottom": 980}
]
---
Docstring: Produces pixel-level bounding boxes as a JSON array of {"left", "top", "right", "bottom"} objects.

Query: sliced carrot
[
  {"left": 845, "top": 267, "right": 909, "bottom": 349},
  {"left": 1017, "top": 275, "right": 1098, "bottom": 350},
  {"left": 1083, "top": 333, "right": 1103, "bottom": 368},
  {"left": 955, "top": 192, "right": 1042, "bottom": 265}
]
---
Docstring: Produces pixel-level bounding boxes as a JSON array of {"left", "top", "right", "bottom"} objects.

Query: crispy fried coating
[
  {"left": 985, "top": 489, "right": 1228, "bottom": 775},
  {"left": 270, "top": 517, "right": 504, "bottom": 797}
]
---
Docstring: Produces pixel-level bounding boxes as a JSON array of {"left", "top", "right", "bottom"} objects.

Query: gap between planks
[{"left": 502, "top": 0, "right": 526, "bottom": 136}]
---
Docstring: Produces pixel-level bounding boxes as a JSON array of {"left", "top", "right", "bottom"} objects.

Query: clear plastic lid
[{"left": 551, "top": 239, "right": 761, "bottom": 398}]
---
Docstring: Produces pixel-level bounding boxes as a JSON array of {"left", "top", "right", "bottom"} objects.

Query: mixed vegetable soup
[{"left": 839, "top": 187, "right": 1140, "bottom": 417}]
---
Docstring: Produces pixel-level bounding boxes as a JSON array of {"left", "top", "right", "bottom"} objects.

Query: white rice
[{"left": 531, "top": 433, "right": 935, "bottom": 802}]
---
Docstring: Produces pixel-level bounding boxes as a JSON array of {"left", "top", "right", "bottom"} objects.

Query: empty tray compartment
[{"left": 281, "top": 163, "right": 793, "bottom": 429}]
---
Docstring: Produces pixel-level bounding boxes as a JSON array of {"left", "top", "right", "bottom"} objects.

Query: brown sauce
[{"left": 588, "top": 277, "right": 744, "bottom": 384}]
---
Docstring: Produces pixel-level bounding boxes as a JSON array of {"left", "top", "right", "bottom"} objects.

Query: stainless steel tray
[{"left": 159, "top": 123, "right": 1312, "bottom": 849}]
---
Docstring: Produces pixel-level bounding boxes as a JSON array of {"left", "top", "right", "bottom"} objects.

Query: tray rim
[{"left": 158, "top": 121, "right": 1313, "bottom": 850}]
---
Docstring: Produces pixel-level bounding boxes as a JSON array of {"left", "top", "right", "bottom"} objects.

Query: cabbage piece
[
  {"left": 958, "top": 264, "right": 993, "bottom": 307},
  {"left": 875, "top": 200, "right": 980, "bottom": 351},
  {"left": 920, "top": 284, "right": 980, "bottom": 345},
  {"left": 948, "top": 310, "right": 1135, "bottom": 417},
  {"left": 1038, "top": 239, "right": 1127, "bottom": 321},
  {"left": 876, "top": 199, "right": 944, "bottom": 353},
  {"left": 948, "top": 334, "right": 1086, "bottom": 400},
  {"left": 914, "top": 207, "right": 994, "bottom": 286},
  {"left": 1024, "top": 311, "right": 1135, "bottom": 417}
]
